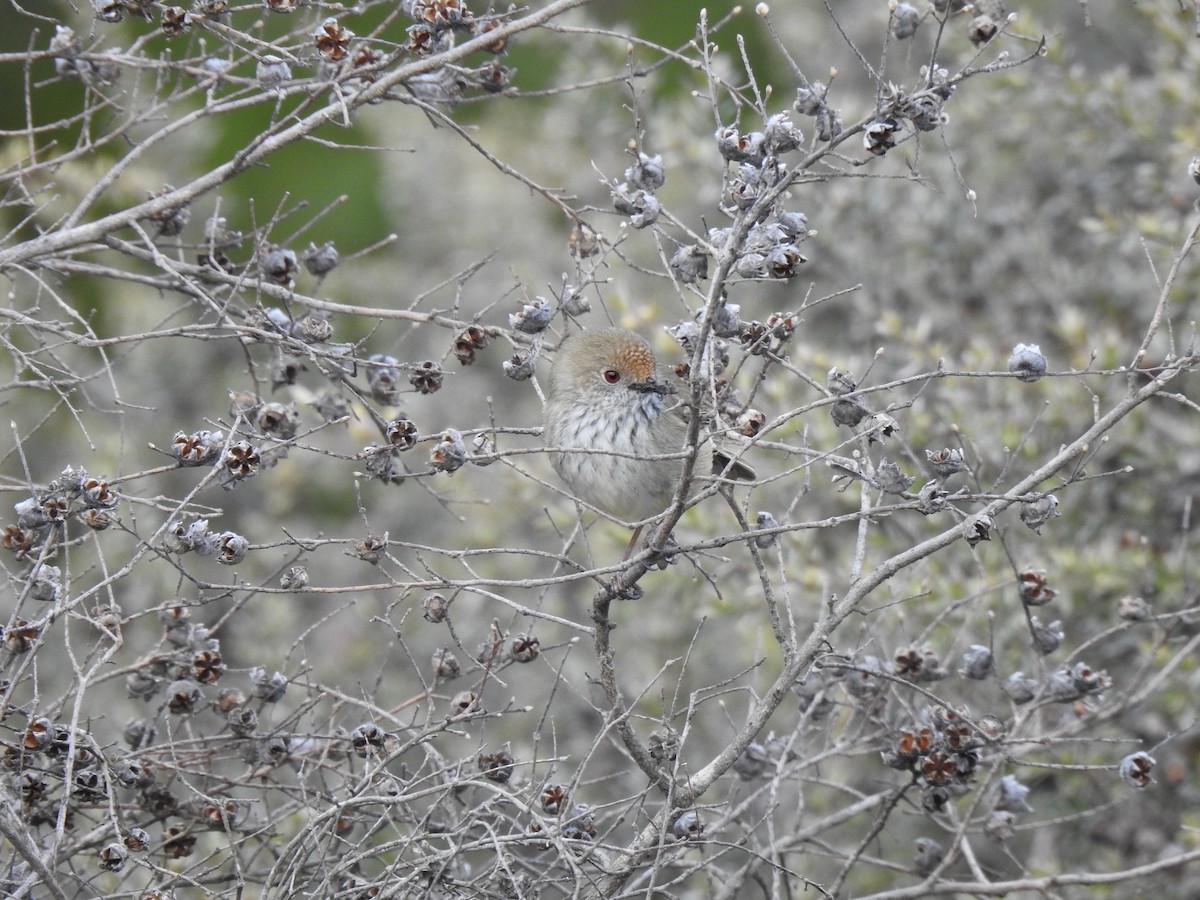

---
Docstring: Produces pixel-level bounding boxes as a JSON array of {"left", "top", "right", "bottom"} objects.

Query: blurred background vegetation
[{"left": 2, "top": 1, "right": 1199, "bottom": 896}]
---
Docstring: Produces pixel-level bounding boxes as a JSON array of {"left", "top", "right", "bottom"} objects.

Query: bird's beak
[{"left": 628, "top": 376, "right": 677, "bottom": 396}]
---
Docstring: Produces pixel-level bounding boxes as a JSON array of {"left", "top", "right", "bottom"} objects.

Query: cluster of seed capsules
[
  {"left": 875, "top": 701, "right": 1156, "bottom": 865},
  {"left": 880, "top": 706, "right": 997, "bottom": 814},
  {"left": 2, "top": 467, "right": 123, "bottom": 628},
  {"left": 0, "top": 603, "right": 295, "bottom": 890},
  {"left": 4, "top": 466, "right": 120, "bottom": 556}
]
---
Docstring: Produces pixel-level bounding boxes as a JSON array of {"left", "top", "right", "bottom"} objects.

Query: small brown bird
[{"left": 543, "top": 327, "right": 754, "bottom": 556}]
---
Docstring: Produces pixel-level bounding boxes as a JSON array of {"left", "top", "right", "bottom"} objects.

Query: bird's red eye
[{"left": 603, "top": 369, "right": 621, "bottom": 384}]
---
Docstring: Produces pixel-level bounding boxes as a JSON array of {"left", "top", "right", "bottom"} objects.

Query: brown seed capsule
[
  {"left": 84, "top": 509, "right": 117, "bottom": 530},
  {"left": 925, "top": 447, "right": 965, "bottom": 477},
  {"left": 85, "top": 604, "right": 119, "bottom": 635},
  {"left": 350, "top": 723, "right": 386, "bottom": 758},
  {"left": 202, "top": 799, "right": 241, "bottom": 830},
  {"left": 475, "top": 18, "right": 508, "bottom": 53},
  {"left": 470, "top": 432, "right": 496, "bottom": 466},
  {"left": 2, "top": 525, "right": 36, "bottom": 556},
  {"left": 296, "top": 311, "right": 333, "bottom": 341},
  {"left": 167, "top": 680, "right": 202, "bottom": 715},
  {"left": 539, "top": 782, "right": 568, "bottom": 815},
  {"left": 221, "top": 441, "right": 261, "bottom": 480},
  {"left": 421, "top": 593, "right": 451, "bottom": 623},
  {"left": 82, "top": 477, "right": 119, "bottom": 508},
  {"left": 162, "top": 826, "right": 196, "bottom": 859},
  {"left": 1017, "top": 569, "right": 1056, "bottom": 606},
  {"left": 353, "top": 535, "right": 388, "bottom": 564},
  {"left": 314, "top": 17, "right": 353, "bottom": 61},
  {"left": 41, "top": 496, "right": 70, "bottom": 522},
  {"left": 216, "top": 688, "right": 246, "bottom": 714},
  {"left": 893, "top": 647, "right": 923, "bottom": 678},
  {"left": 943, "top": 722, "right": 977, "bottom": 751},
  {"left": 968, "top": 13, "right": 998, "bottom": 45},
  {"left": 478, "top": 747, "right": 516, "bottom": 783},
  {"left": 279, "top": 566, "right": 309, "bottom": 590},
  {"left": 963, "top": 514, "right": 993, "bottom": 548},
  {"left": 409, "top": 361, "right": 444, "bottom": 394},
  {"left": 385, "top": 415, "right": 419, "bottom": 450},
  {"left": 99, "top": 842, "right": 128, "bottom": 872},
  {"left": 920, "top": 750, "right": 958, "bottom": 786},
  {"left": 429, "top": 430, "right": 467, "bottom": 473},
  {"left": 23, "top": 716, "right": 53, "bottom": 752},
  {"left": 255, "top": 402, "right": 300, "bottom": 439},
  {"left": 739, "top": 321, "right": 770, "bottom": 355},
  {"left": 227, "top": 706, "right": 258, "bottom": 737},
  {"left": 453, "top": 326, "right": 489, "bottom": 365},
  {"left": 736, "top": 408, "right": 766, "bottom": 437},
  {"left": 123, "top": 828, "right": 151, "bottom": 853},
  {"left": 503, "top": 350, "right": 535, "bottom": 381},
  {"left": 192, "top": 649, "right": 226, "bottom": 684},
  {"left": 172, "top": 429, "right": 223, "bottom": 466},
  {"left": 4, "top": 620, "right": 40, "bottom": 653},
  {"left": 509, "top": 634, "right": 540, "bottom": 663},
  {"left": 161, "top": 6, "right": 191, "bottom": 36},
  {"left": 1118, "top": 751, "right": 1155, "bottom": 788},
  {"left": 831, "top": 398, "right": 869, "bottom": 428},
  {"left": 568, "top": 222, "right": 599, "bottom": 258}
]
